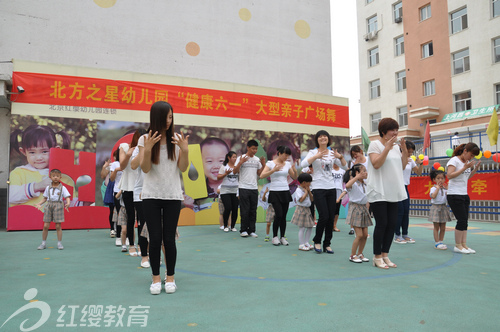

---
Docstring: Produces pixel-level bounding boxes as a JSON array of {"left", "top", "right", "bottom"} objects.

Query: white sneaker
[
  {"left": 115, "top": 238, "right": 122, "bottom": 246},
  {"left": 231, "top": 228, "right": 238, "bottom": 232},
  {"left": 57, "top": 243, "right": 64, "bottom": 250},
  {"left": 435, "top": 243, "right": 447, "bottom": 250},
  {"left": 150, "top": 282, "right": 162, "bottom": 295},
  {"left": 37, "top": 243, "right": 46, "bottom": 250},
  {"left": 121, "top": 245, "right": 127, "bottom": 252},
  {"left": 272, "top": 237, "right": 280, "bottom": 246},
  {"left": 304, "top": 243, "right": 312, "bottom": 250},
  {"left": 349, "top": 255, "right": 362, "bottom": 263},
  {"left": 219, "top": 226, "right": 224, "bottom": 230},
  {"left": 141, "top": 260, "right": 150, "bottom": 268},
  {"left": 224, "top": 228, "right": 229, "bottom": 232},
  {"left": 110, "top": 230, "right": 116, "bottom": 238},
  {"left": 250, "top": 232, "right": 258, "bottom": 238},
  {"left": 280, "top": 237, "right": 289, "bottom": 246},
  {"left": 298, "top": 244, "right": 309, "bottom": 251},
  {"left": 240, "top": 231, "right": 249, "bottom": 237},
  {"left": 165, "top": 282, "right": 177, "bottom": 294},
  {"left": 453, "top": 246, "right": 470, "bottom": 254},
  {"left": 465, "top": 247, "right": 476, "bottom": 254}
]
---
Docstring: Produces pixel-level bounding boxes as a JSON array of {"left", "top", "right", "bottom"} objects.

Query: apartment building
[{"left": 353, "top": 0, "right": 500, "bottom": 144}]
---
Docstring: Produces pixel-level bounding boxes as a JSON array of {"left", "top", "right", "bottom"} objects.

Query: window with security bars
[{"left": 454, "top": 91, "right": 471, "bottom": 112}]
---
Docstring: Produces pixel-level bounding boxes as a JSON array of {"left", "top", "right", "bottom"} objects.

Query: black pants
[
  {"left": 113, "top": 195, "right": 121, "bottom": 235},
  {"left": 447, "top": 195, "right": 470, "bottom": 231},
  {"left": 272, "top": 193, "right": 290, "bottom": 238},
  {"left": 312, "top": 189, "right": 336, "bottom": 248},
  {"left": 108, "top": 204, "right": 114, "bottom": 231},
  {"left": 396, "top": 186, "right": 410, "bottom": 236},
  {"left": 239, "top": 189, "right": 258, "bottom": 234},
  {"left": 134, "top": 201, "right": 149, "bottom": 257},
  {"left": 122, "top": 191, "right": 135, "bottom": 246},
  {"left": 221, "top": 193, "right": 238, "bottom": 228},
  {"left": 143, "top": 199, "right": 181, "bottom": 276},
  {"left": 371, "top": 201, "right": 398, "bottom": 255}
]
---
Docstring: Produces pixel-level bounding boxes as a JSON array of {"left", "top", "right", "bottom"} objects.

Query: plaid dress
[
  {"left": 265, "top": 204, "right": 275, "bottom": 223},
  {"left": 218, "top": 199, "right": 224, "bottom": 215},
  {"left": 428, "top": 204, "right": 453, "bottom": 223},
  {"left": 290, "top": 205, "right": 315, "bottom": 228},
  {"left": 42, "top": 184, "right": 67, "bottom": 223},
  {"left": 346, "top": 202, "right": 373, "bottom": 228}
]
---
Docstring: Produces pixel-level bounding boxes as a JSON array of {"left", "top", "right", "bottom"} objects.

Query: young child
[
  {"left": 332, "top": 163, "right": 345, "bottom": 232},
  {"left": 260, "top": 185, "right": 274, "bottom": 241},
  {"left": 429, "top": 169, "right": 452, "bottom": 250},
  {"left": 10, "top": 124, "right": 70, "bottom": 207},
  {"left": 291, "top": 173, "right": 315, "bottom": 250},
  {"left": 114, "top": 190, "right": 129, "bottom": 253},
  {"left": 35, "top": 169, "right": 71, "bottom": 250},
  {"left": 344, "top": 164, "right": 372, "bottom": 263}
]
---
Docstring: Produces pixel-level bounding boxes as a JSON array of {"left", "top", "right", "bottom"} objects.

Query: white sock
[
  {"left": 298, "top": 227, "right": 306, "bottom": 245},
  {"left": 41, "top": 241, "right": 46, "bottom": 245},
  {"left": 305, "top": 227, "right": 313, "bottom": 244}
]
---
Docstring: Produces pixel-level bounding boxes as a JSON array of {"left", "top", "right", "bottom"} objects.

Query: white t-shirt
[
  {"left": 347, "top": 181, "right": 368, "bottom": 205},
  {"left": 293, "top": 186, "right": 311, "bottom": 207},
  {"left": 430, "top": 187, "right": 447, "bottom": 205},
  {"left": 446, "top": 156, "right": 471, "bottom": 195},
  {"left": 300, "top": 149, "right": 342, "bottom": 190},
  {"left": 332, "top": 168, "right": 345, "bottom": 190},
  {"left": 119, "top": 143, "right": 138, "bottom": 192},
  {"left": 236, "top": 154, "right": 262, "bottom": 190},
  {"left": 138, "top": 135, "right": 183, "bottom": 200},
  {"left": 366, "top": 140, "right": 407, "bottom": 203},
  {"left": 266, "top": 160, "right": 292, "bottom": 191},
  {"left": 110, "top": 161, "right": 122, "bottom": 193},
  {"left": 43, "top": 184, "right": 71, "bottom": 202},
  {"left": 402, "top": 158, "right": 417, "bottom": 186},
  {"left": 131, "top": 146, "right": 144, "bottom": 202},
  {"left": 219, "top": 164, "right": 239, "bottom": 194}
]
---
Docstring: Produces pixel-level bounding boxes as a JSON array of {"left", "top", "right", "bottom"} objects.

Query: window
[
  {"left": 371, "top": 113, "right": 381, "bottom": 133},
  {"left": 393, "top": 1, "right": 403, "bottom": 22},
  {"left": 367, "top": 15, "right": 378, "bottom": 33},
  {"left": 493, "top": 0, "right": 500, "bottom": 18},
  {"left": 494, "top": 37, "right": 500, "bottom": 63},
  {"left": 398, "top": 106, "right": 408, "bottom": 127},
  {"left": 454, "top": 91, "right": 471, "bottom": 112},
  {"left": 451, "top": 7, "right": 468, "bottom": 34},
  {"left": 495, "top": 84, "right": 500, "bottom": 104},
  {"left": 395, "top": 35, "right": 405, "bottom": 56},
  {"left": 369, "top": 47, "right": 379, "bottom": 67},
  {"left": 370, "top": 79, "right": 381, "bottom": 99},
  {"left": 422, "top": 42, "right": 433, "bottom": 58},
  {"left": 423, "top": 80, "right": 435, "bottom": 96},
  {"left": 396, "top": 70, "right": 406, "bottom": 92},
  {"left": 452, "top": 49, "right": 470, "bottom": 74},
  {"left": 420, "top": 4, "right": 431, "bottom": 21}
]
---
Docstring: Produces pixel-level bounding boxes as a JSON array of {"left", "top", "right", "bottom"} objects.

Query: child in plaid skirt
[
  {"left": 291, "top": 173, "right": 315, "bottom": 251},
  {"left": 429, "top": 169, "right": 452, "bottom": 250},
  {"left": 36, "top": 169, "right": 71, "bottom": 250},
  {"left": 344, "top": 164, "right": 372, "bottom": 263}
]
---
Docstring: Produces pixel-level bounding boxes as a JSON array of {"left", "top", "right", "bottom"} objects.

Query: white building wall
[
  {"left": 357, "top": 0, "right": 406, "bottom": 135},
  {"left": 449, "top": 0, "right": 500, "bottom": 110}
]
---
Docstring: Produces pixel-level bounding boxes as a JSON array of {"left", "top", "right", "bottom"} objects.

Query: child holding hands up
[
  {"left": 291, "top": 173, "right": 315, "bottom": 251},
  {"left": 428, "top": 169, "right": 452, "bottom": 250}
]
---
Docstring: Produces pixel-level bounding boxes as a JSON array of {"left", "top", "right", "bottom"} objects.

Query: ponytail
[
  {"left": 343, "top": 163, "right": 364, "bottom": 184},
  {"left": 223, "top": 151, "right": 236, "bottom": 166}
]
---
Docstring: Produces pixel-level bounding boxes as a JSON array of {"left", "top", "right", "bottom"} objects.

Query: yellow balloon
[
  {"left": 410, "top": 155, "right": 416, "bottom": 161},
  {"left": 438, "top": 167, "right": 444, "bottom": 171},
  {"left": 418, "top": 154, "right": 424, "bottom": 160},
  {"left": 475, "top": 151, "right": 482, "bottom": 159}
]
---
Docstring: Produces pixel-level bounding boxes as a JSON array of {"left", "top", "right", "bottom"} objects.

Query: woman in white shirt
[
  {"left": 300, "top": 130, "right": 346, "bottom": 254},
  {"left": 217, "top": 151, "right": 239, "bottom": 232},
  {"left": 366, "top": 118, "right": 408, "bottom": 269},
  {"left": 139, "top": 101, "right": 189, "bottom": 295},
  {"left": 446, "top": 143, "right": 480, "bottom": 254},
  {"left": 260, "top": 145, "right": 298, "bottom": 246}
]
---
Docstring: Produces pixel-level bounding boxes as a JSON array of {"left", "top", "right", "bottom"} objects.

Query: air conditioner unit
[
  {"left": 395, "top": 16, "right": 402, "bottom": 23},
  {"left": 364, "top": 31, "right": 377, "bottom": 41}
]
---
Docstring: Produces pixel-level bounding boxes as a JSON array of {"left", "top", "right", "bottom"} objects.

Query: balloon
[
  {"left": 438, "top": 167, "right": 444, "bottom": 171},
  {"left": 423, "top": 156, "right": 429, "bottom": 162},
  {"left": 410, "top": 155, "right": 416, "bottom": 161},
  {"left": 493, "top": 153, "right": 500, "bottom": 163},
  {"left": 433, "top": 162, "right": 441, "bottom": 169},
  {"left": 484, "top": 150, "right": 491, "bottom": 159},
  {"left": 474, "top": 151, "right": 482, "bottom": 159},
  {"left": 418, "top": 154, "right": 424, "bottom": 160},
  {"left": 446, "top": 149, "right": 453, "bottom": 157},
  {"left": 423, "top": 159, "right": 429, "bottom": 166}
]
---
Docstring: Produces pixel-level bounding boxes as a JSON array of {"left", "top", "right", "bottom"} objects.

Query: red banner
[
  {"left": 12, "top": 71, "right": 348, "bottom": 128},
  {"left": 408, "top": 173, "right": 500, "bottom": 200}
]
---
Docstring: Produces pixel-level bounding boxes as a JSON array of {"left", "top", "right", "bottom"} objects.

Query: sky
[{"left": 330, "top": 0, "right": 361, "bottom": 137}]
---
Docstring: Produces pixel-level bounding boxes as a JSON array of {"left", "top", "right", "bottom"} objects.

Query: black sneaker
[{"left": 348, "top": 230, "right": 354, "bottom": 235}]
